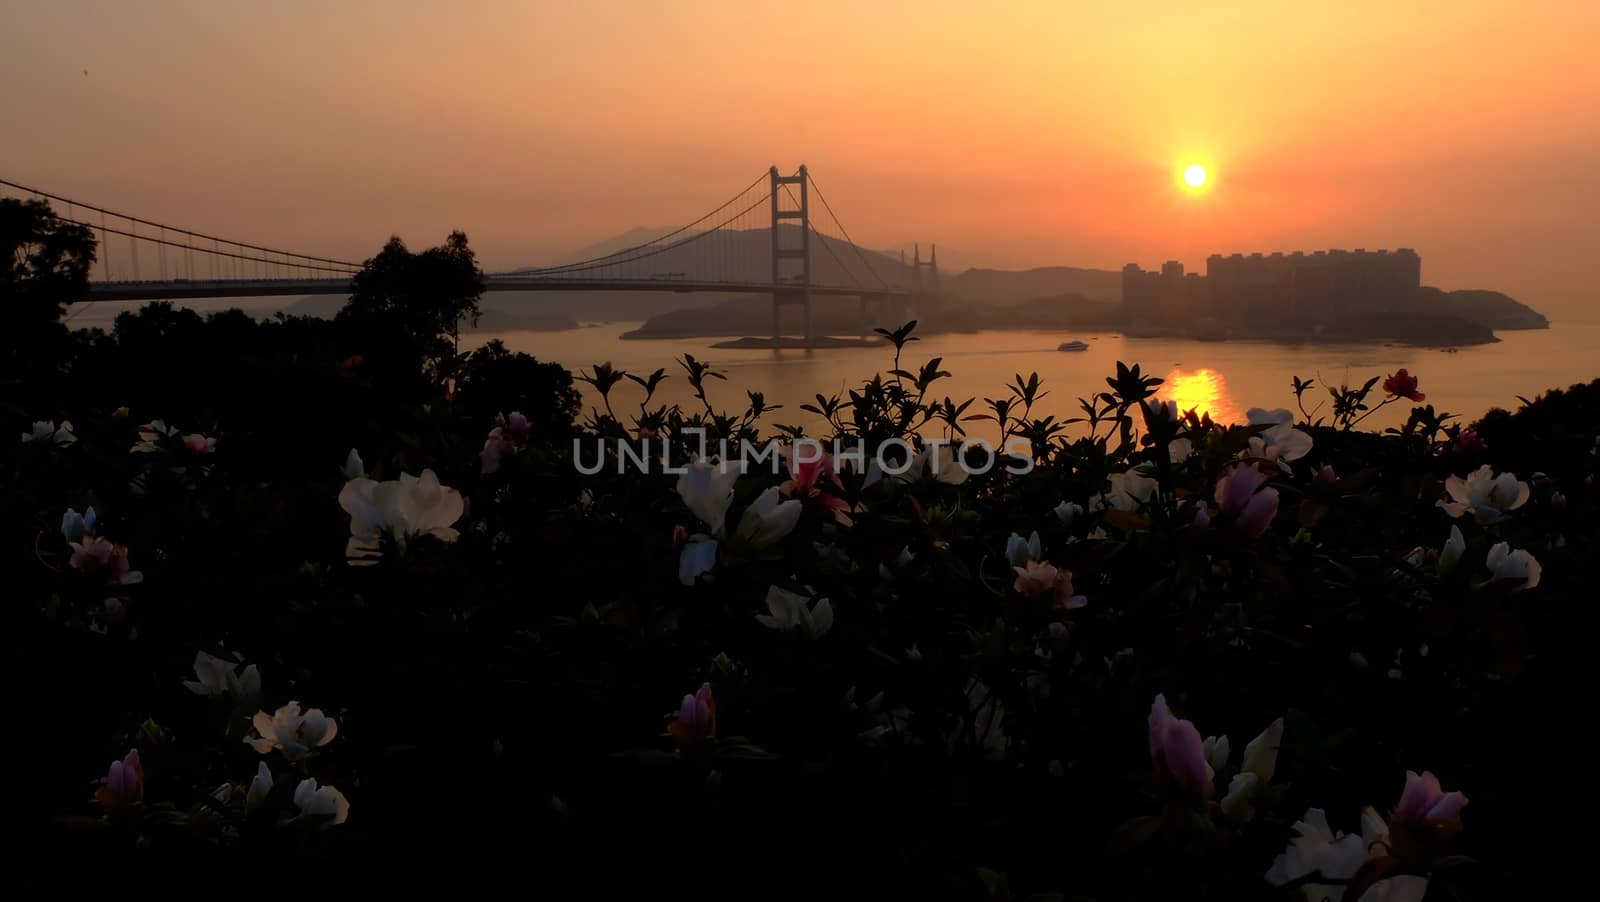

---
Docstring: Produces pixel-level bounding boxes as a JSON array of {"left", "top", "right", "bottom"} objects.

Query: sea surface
[{"left": 68, "top": 297, "right": 1600, "bottom": 436}]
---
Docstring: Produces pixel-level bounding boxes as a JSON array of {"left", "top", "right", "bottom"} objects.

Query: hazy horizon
[{"left": 3, "top": 1, "right": 1597, "bottom": 318}]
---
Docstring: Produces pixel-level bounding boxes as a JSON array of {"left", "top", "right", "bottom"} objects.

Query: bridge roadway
[{"left": 82, "top": 277, "right": 909, "bottom": 302}]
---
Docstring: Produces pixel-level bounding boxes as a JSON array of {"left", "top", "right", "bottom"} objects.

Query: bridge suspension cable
[
  {"left": 805, "top": 171, "right": 889, "bottom": 289},
  {"left": 49, "top": 215, "right": 359, "bottom": 276},
  {"left": 509, "top": 170, "right": 770, "bottom": 276},
  {"left": 0, "top": 177, "right": 363, "bottom": 272}
]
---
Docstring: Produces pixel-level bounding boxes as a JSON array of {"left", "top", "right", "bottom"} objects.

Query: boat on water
[{"left": 1057, "top": 340, "right": 1090, "bottom": 352}]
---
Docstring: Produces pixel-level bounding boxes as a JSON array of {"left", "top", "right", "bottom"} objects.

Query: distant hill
[
  {"left": 1412, "top": 287, "right": 1549, "bottom": 330},
  {"left": 545, "top": 227, "right": 680, "bottom": 266},
  {"left": 510, "top": 225, "right": 915, "bottom": 289},
  {"left": 944, "top": 266, "right": 1123, "bottom": 304},
  {"left": 279, "top": 289, "right": 718, "bottom": 325}
]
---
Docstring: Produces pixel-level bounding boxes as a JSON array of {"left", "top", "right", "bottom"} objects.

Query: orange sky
[{"left": 3, "top": 1, "right": 1596, "bottom": 315}]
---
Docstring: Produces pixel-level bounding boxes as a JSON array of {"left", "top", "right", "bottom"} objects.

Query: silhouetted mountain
[
  {"left": 511, "top": 225, "right": 915, "bottom": 289},
  {"left": 1412, "top": 287, "right": 1549, "bottom": 330},
  {"left": 944, "top": 266, "right": 1123, "bottom": 304},
  {"left": 280, "top": 290, "right": 714, "bottom": 325},
  {"left": 546, "top": 227, "right": 680, "bottom": 266}
]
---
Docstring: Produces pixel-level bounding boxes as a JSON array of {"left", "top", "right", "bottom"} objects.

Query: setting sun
[{"left": 1183, "top": 163, "right": 1209, "bottom": 189}]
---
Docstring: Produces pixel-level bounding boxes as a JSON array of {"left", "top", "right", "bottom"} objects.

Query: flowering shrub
[{"left": 8, "top": 308, "right": 1593, "bottom": 895}]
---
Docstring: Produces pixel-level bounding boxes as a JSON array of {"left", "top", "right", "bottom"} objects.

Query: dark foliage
[{"left": 5, "top": 218, "right": 1590, "bottom": 898}]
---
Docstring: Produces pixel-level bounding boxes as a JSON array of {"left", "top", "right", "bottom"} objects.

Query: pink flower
[
  {"left": 1011, "top": 560, "right": 1087, "bottom": 610},
  {"left": 1214, "top": 464, "right": 1280, "bottom": 538},
  {"left": 69, "top": 536, "right": 143, "bottom": 585},
  {"left": 506, "top": 411, "right": 530, "bottom": 437},
  {"left": 1149, "top": 694, "right": 1209, "bottom": 797},
  {"left": 1314, "top": 464, "right": 1337, "bottom": 485},
  {"left": 1393, "top": 770, "right": 1468, "bottom": 826},
  {"left": 480, "top": 427, "right": 513, "bottom": 474},
  {"left": 1383, "top": 369, "right": 1426, "bottom": 402},
  {"left": 784, "top": 448, "right": 852, "bottom": 525},
  {"left": 1454, "top": 428, "right": 1487, "bottom": 455},
  {"left": 667, "top": 682, "right": 716, "bottom": 747},
  {"left": 94, "top": 749, "right": 143, "bottom": 812},
  {"left": 1012, "top": 559, "right": 1058, "bottom": 595},
  {"left": 182, "top": 433, "right": 216, "bottom": 454}
]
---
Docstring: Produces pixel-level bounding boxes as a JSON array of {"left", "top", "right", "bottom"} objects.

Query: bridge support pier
[{"left": 770, "top": 165, "right": 812, "bottom": 348}]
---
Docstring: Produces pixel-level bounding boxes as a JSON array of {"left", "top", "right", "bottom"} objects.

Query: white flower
[
  {"left": 1053, "top": 501, "right": 1083, "bottom": 526},
  {"left": 756, "top": 586, "right": 833, "bottom": 639},
  {"left": 1485, "top": 542, "right": 1541, "bottom": 590},
  {"left": 292, "top": 777, "right": 350, "bottom": 827},
  {"left": 678, "top": 535, "right": 718, "bottom": 586},
  {"left": 735, "top": 486, "right": 801, "bottom": 549},
  {"left": 246, "top": 762, "right": 273, "bottom": 810},
  {"left": 130, "top": 419, "right": 179, "bottom": 452},
  {"left": 1439, "top": 525, "right": 1465, "bottom": 576},
  {"left": 183, "top": 651, "right": 261, "bottom": 702},
  {"left": 1265, "top": 806, "right": 1390, "bottom": 898},
  {"left": 1091, "top": 468, "right": 1159, "bottom": 512},
  {"left": 337, "top": 469, "right": 464, "bottom": 559},
  {"left": 245, "top": 701, "right": 338, "bottom": 760},
  {"left": 1005, "top": 531, "right": 1042, "bottom": 567},
  {"left": 1221, "top": 717, "right": 1284, "bottom": 820},
  {"left": 61, "top": 506, "right": 97, "bottom": 543},
  {"left": 1246, "top": 408, "right": 1313, "bottom": 462},
  {"left": 1144, "top": 398, "right": 1179, "bottom": 423},
  {"left": 23, "top": 419, "right": 77, "bottom": 446},
  {"left": 1437, "top": 465, "right": 1530, "bottom": 525},
  {"left": 341, "top": 448, "right": 365, "bottom": 480},
  {"left": 1167, "top": 436, "right": 1195, "bottom": 463},
  {"left": 911, "top": 445, "right": 969, "bottom": 484},
  {"left": 1202, "top": 734, "right": 1231, "bottom": 775},
  {"left": 675, "top": 457, "right": 741, "bottom": 534},
  {"left": 1241, "top": 435, "right": 1296, "bottom": 475}
]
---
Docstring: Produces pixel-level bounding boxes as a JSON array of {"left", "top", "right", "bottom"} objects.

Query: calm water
[
  {"left": 481, "top": 321, "right": 1600, "bottom": 434},
  {"left": 69, "top": 297, "right": 1599, "bottom": 434}
]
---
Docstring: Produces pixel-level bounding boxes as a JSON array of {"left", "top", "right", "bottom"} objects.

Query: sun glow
[
  {"left": 1161, "top": 368, "right": 1239, "bottom": 423},
  {"left": 1177, "top": 161, "right": 1214, "bottom": 195}
]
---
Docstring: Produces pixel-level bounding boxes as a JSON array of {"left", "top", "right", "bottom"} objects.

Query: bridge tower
[
  {"left": 770, "top": 165, "right": 812, "bottom": 347},
  {"left": 911, "top": 243, "right": 941, "bottom": 297}
]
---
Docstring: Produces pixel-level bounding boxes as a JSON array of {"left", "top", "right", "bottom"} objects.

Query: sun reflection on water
[{"left": 1160, "top": 368, "right": 1241, "bottom": 424}]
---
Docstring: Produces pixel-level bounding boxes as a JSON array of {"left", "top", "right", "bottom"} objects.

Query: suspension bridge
[{"left": 2, "top": 167, "right": 941, "bottom": 346}]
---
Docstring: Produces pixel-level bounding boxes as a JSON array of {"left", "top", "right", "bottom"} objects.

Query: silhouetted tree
[
  {"left": 339, "top": 231, "right": 484, "bottom": 359},
  {"left": 2, "top": 198, "right": 97, "bottom": 382},
  {"left": 454, "top": 339, "right": 582, "bottom": 435}
]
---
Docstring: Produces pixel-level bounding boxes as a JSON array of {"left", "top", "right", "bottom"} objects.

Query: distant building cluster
[{"left": 1122, "top": 248, "right": 1421, "bottom": 324}]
